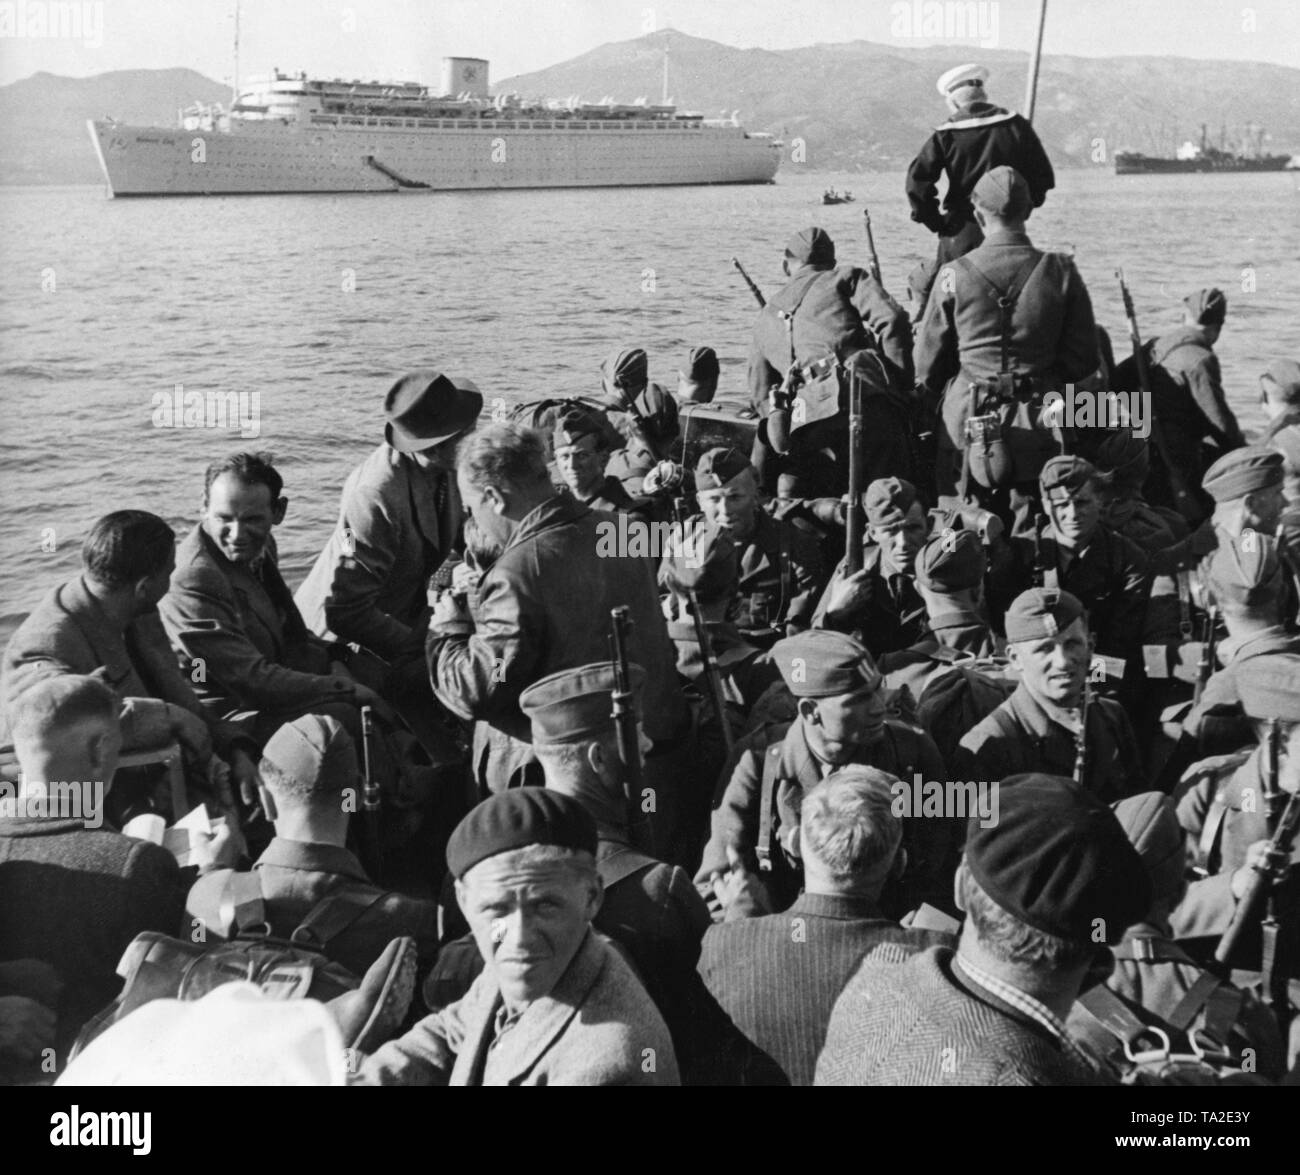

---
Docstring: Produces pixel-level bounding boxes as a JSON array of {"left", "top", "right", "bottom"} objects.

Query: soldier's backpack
[
  {"left": 70, "top": 872, "right": 395, "bottom": 1060},
  {"left": 1074, "top": 940, "right": 1278, "bottom": 1085},
  {"left": 510, "top": 396, "right": 624, "bottom": 456},
  {"left": 910, "top": 649, "right": 1016, "bottom": 764}
]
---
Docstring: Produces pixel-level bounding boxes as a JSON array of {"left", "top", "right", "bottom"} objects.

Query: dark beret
[
  {"left": 1039, "top": 454, "right": 1098, "bottom": 495},
  {"left": 1184, "top": 287, "right": 1227, "bottom": 326},
  {"left": 1005, "top": 587, "right": 1086, "bottom": 644},
  {"left": 785, "top": 226, "right": 835, "bottom": 267},
  {"left": 971, "top": 165, "right": 1031, "bottom": 219},
  {"left": 1201, "top": 446, "right": 1284, "bottom": 503},
  {"left": 966, "top": 774, "right": 1151, "bottom": 944},
  {"left": 694, "top": 446, "right": 753, "bottom": 490},
  {"left": 771, "top": 629, "right": 882, "bottom": 698},
  {"left": 1235, "top": 654, "right": 1300, "bottom": 722},
  {"left": 1095, "top": 432, "right": 1150, "bottom": 487},
  {"left": 1207, "top": 531, "right": 1283, "bottom": 609},
  {"left": 660, "top": 521, "right": 739, "bottom": 603},
  {"left": 915, "top": 529, "right": 986, "bottom": 593},
  {"left": 446, "top": 788, "right": 598, "bottom": 880},
  {"left": 1262, "top": 358, "right": 1300, "bottom": 403},
  {"left": 519, "top": 661, "right": 644, "bottom": 747},
  {"left": 1111, "top": 791, "right": 1185, "bottom": 905},
  {"left": 864, "top": 477, "right": 918, "bottom": 528}
]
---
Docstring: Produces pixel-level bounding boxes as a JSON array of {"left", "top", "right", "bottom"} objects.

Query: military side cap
[
  {"left": 1207, "top": 531, "right": 1283, "bottom": 609},
  {"left": 446, "top": 788, "right": 598, "bottom": 880},
  {"left": 384, "top": 371, "right": 483, "bottom": 453},
  {"left": 771, "top": 629, "right": 882, "bottom": 698},
  {"left": 1235, "top": 655, "right": 1300, "bottom": 722},
  {"left": 661, "top": 523, "right": 739, "bottom": 603},
  {"left": 519, "top": 661, "right": 645, "bottom": 747},
  {"left": 1201, "top": 446, "right": 1284, "bottom": 502},
  {"left": 1095, "top": 432, "right": 1150, "bottom": 487},
  {"left": 1004, "top": 587, "right": 1086, "bottom": 643},
  {"left": 1262, "top": 358, "right": 1300, "bottom": 402},
  {"left": 966, "top": 774, "right": 1150, "bottom": 945},
  {"left": 695, "top": 446, "right": 752, "bottom": 490},
  {"left": 1111, "top": 792, "right": 1185, "bottom": 905},
  {"left": 936, "top": 62, "right": 989, "bottom": 96},
  {"left": 1039, "top": 454, "right": 1098, "bottom": 495},
  {"left": 602, "top": 346, "right": 648, "bottom": 390},
  {"left": 261, "top": 714, "right": 357, "bottom": 793},
  {"left": 785, "top": 226, "right": 835, "bottom": 267},
  {"left": 971, "top": 165, "right": 1030, "bottom": 219},
  {"left": 681, "top": 346, "right": 719, "bottom": 385},
  {"left": 916, "top": 529, "right": 986, "bottom": 593},
  {"left": 552, "top": 407, "right": 607, "bottom": 450},
  {"left": 864, "top": 477, "right": 918, "bottom": 527},
  {"left": 1184, "top": 287, "right": 1227, "bottom": 326}
]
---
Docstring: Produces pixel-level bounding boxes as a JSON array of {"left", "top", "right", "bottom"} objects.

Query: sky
[{"left": 0, "top": 0, "right": 1297, "bottom": 88}]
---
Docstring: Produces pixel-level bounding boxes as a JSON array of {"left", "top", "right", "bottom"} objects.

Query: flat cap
[
  {"left": 915, "top": 529, "right": 986, "bottom": 593},
  {"left": 1201, "top": 446, "right": 1284, "bottom": 503},
  {"left": 864, "top": 477, "right": 918, "bottom": 528},
  {"left": 602, "top": 346, "right": 648, "bottom": 390},
  {"left": 660, "top": 522, "right": 739, "bottom": 603},
  {"left": 936, "top": 62, "right": 989, "bottom": 96},
  {"left": 771, "top": 629, "right": 882, "bottom": 698},
  {"left": 1095, "top": 432, "right": 1150, "bottom": 487},
  {"left": 384, "top": 371, "right": 482, "bottom": 454},
  {"left": 694, "top": 446, "right": 753, "bottom": 490},
  {"left": 519, "top": 662, "right": 645, "bottom": 747},
  {"left": 1004, "top": 587, "right": 1086, "bottom": 644},
  {"left": 971, "top": 165, "right": 1031, "bottom": 219},
  {"left": 1235, "top": 654, "right": 1300, "bottom": 722},
  {"left": 966, "top": 774, "right": 1150, "bottom": 945},
  {"left": 1040, "top": 454, "right": 1098, "bottom": 496},
  {"left": 552, "top": 406, "right": 608, "bottom": 450},
  {"left": 1207, "top": 530, "right": 1283, "bottom": 609},
  {"left": 446, "top": 788, "right": 598, "bottom": 880},
  {"left": 785, "top": 226, "right": 835, "bottom": 267},
  {"left": 1184, "top": 287, "right": 1227, "bottom": 326},
  {"left": 1111, "top": 791, "right": 1185, "bottom": 906},
  {"left": 1262, "top": 358, "right": 1300, "bottom": 402},
  {"left": 262, "top": 714, "right": 357, "bottom": 794}
]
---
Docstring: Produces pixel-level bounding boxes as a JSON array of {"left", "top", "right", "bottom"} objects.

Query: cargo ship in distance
[
  {"left": 1114, "top": 122, "right": 1292, "bottom": 175},
  {"left": 88, "top": 56, "right": 782, "bottom": 197}
]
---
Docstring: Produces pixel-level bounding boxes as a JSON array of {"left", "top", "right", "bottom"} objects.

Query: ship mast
[
  {"left": 662, "top": 38, "right": 669, "bottom": 105},
  {"left": 232, "top": 1, "right": 241, "bottom": 106}
]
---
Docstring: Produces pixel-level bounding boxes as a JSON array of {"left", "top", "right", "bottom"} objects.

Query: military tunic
[
  {"left": 813, "top": 545, "right": 930, "bottom": 658},
  {"left": 718, "top": 508, "right": 827, "bottom": 647}
]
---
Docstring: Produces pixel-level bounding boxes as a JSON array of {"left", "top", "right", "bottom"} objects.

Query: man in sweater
[{"left": 816, "top": 773, "right": 1150, "bottom": 1085}]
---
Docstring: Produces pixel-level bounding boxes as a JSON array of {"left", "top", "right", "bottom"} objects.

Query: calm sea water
[{"left": 1, "top": 168, "right": 1298, "bottom": 640}]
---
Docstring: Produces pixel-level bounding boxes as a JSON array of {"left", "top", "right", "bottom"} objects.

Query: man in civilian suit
[{"left": 697, "top": 766, "right": 953, "bottom": 1085}]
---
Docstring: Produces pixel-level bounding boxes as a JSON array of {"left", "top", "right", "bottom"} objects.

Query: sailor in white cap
[{"left": 905, "top": 62, "right": 1055, "bottom": 304}]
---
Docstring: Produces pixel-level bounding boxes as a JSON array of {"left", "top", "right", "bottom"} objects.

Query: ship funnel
[{"left": 441, "top": 57, "right": 489, "bottom": 99}]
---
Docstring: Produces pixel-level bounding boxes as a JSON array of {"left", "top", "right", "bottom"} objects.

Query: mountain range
[{"left": 2, "top": 29, "right": 1297, "bottom": 184}]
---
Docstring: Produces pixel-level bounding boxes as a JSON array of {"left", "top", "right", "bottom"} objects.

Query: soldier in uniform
[
  {"left": 813, "top": 477, "right": 930, "bottom": 657},
  {"left": 682, "top": 447, "right": 825, "bottom": 648},
  {"left": 551, "top": 406, "right": 642, "bottom": 514},
  {"left": 598, "top": 346, "right": 681, "bottom": 495},
  {"left": 745, "top": 227, "right": 913, "bottom": 498},
  {"left": 1259, "top": 359, "right": 1300, "bottom": 554},
  {"left": 695, "top": 629, "right": 952, "bottom": 921},
  {"left": 1172, "top": 662, "right": 1300, "bottom": 1060},
  {"left": 915, "top": 166, "right": 1099, "bottom": 540},
  {"left": 905, "top": 64, "right": 1055, "bottom": 273},
  {"left": 1094, "top": 432, "right": 1187, "bottom": 551},
  {"left": 952, "top": 588, "right": 1146, "bottom": 802}
]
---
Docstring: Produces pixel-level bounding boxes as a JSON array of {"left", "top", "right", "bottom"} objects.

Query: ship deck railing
[{"left": 305, "top": 114, "right": 709, "bottom": 132}]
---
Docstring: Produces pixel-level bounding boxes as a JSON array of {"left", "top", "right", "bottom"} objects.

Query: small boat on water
[{"left": 821, "top": 189, "right": 855, "bottom": 205}]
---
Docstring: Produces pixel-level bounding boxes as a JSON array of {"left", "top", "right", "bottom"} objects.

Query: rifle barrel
[
  {"left": 731, "top": 256, "right": 766, "bottom": 308},
  {"left": 862, "top": 209, "right": 881, "bottom": 282},
  {"left": 845, "top": 368, "right": 865, "bottom": 574}
]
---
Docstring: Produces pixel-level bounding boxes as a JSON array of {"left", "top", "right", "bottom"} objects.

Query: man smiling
[{"left": 359, "top": 788, "right": 678, "bottom": 1085}]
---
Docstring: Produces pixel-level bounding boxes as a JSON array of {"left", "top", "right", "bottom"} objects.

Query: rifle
[
  {"left": 609, "top": 607, "right": 654, "bottom": 856},
  {"left": 845, "top": 364, "right": 866, "bottom": 574},
  {"left": 862, "top": 208, "right": 881, "bottom": 283},
  {"left": 1073, "top": 673, "right": 1091, "bottom": 788},
  {"left": 731, "top": 256, "right": 766, "bottom": 308},
  {"left": 671, "top": 502, "right": 736, "bottom": 759},
  {"left": 1214, "top": 719, "right": 1298, "bottom": 1036},
  {"left": 358, "top": 706, "right": 384, "bottom": 883},
  {"left": 1116, "top": 269, "right": 1200, "bottom": 524},
  {"left": 1192, "top": 601, "right": 1219, "bottom": 708}
]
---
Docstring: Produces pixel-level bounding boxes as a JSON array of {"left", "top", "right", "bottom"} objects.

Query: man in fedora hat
[{"left": 296, "top": 371, "right": 481, "bottom": 755}]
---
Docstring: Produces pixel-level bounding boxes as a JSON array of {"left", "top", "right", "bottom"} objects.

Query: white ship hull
[{"left": 88, "top": 117, "right": 781, "bottom": 196}]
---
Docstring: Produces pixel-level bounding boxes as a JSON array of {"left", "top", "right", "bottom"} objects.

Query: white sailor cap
[{"left": 936, "top": 63, "right": 989, "bottom": 96}]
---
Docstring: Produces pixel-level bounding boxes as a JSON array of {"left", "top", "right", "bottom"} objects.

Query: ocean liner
[{"left": 87, "top": 56, "right": 782, "bottom": 197}]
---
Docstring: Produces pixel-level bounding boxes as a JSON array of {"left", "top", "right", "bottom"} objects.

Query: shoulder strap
[
  {"left": 597, "top": 844, "right": 658, "bottom": 889},
  {"left": 778, "top": 518, "right": 793, "bottom": 619},
  {"left": 756, "top": 744, "right": 784, "bottom": 872},
  {"left": 292, "top": 888, "right": 393, "bottom": 950},
  {"left": 961, "top": 252, "right": 1050, "bottom": 375},
  {"left": 1194, "top": 792, "right": 1231, "bottom": 876},
  {"left": 1077, "top": 983, "right": 1161, "bottom": 1058},
  {"left": 219, "top": 871, "right": 269, "bottom": 937}
]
